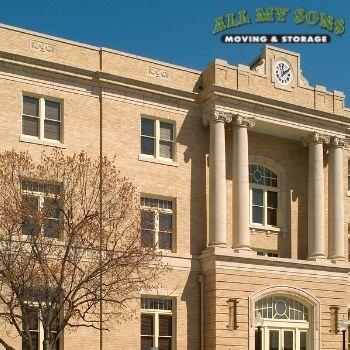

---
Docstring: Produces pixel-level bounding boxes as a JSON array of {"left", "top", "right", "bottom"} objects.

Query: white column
[
  {"left": 232, "top": 115, "right": 255, "bottom": 252},
  {"left": 208, "top": 110, "right": 230, "bottom": 246},
  {"left": 328, "top": 137, "right": 347, "bottom": 261},
  {"left": 305, "top": 132, "right": 329, "bottom": 260}
]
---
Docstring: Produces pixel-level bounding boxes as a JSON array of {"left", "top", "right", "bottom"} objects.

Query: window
[
  {"left": 140, "top": 197, "right": 174, "bottom": 251},
  {"left": 141, "top": 118, "right": 174, "bottom": 160},
  {"left": 141, "top": 297, "right": 173, "bottom": 350},
  {"left": 249, "top": 164, "right": 278, "bottom": 227},
  {"left": 22, "top": 96, "right": 62, "bottom": 142},
  {"left": 21, "top": 305, "right": 59, "bottom": 350},
  {"left": 22, "top": 180, "right": 61, "bottom": 238},
  {"left": 256, "top": 251, "right": 279, "bottom": 258}
]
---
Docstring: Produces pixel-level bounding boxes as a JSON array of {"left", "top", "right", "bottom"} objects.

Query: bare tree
[{"left": 0, "top": 149, "right": 163, "bottom": 350}]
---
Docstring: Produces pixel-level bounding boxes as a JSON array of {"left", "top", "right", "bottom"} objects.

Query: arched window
[
  {"left": 255, "top": 296, "right": 309, "bottom": 321},
  {"left": 254, "top": 295, "right": 310, "bottom": 350},
  {"left": 249, "top": 164, "right": 278, "bottom": 227}
]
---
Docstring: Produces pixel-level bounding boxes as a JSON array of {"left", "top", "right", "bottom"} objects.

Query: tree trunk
[{"left": 0, "top": 337, "right": 16, "bottom": 350}]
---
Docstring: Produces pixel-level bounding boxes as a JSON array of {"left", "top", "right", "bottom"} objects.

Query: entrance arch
[{"left": 248, "top": 286, "right": 320, "bottom": 350}]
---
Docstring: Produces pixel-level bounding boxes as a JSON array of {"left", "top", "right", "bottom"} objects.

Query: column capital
[
  {"left": 233, "top": 114, "right": 255, "bottom": 128},
  {"left": 303, "top": 131, "right": 330, "bottom": 146},
  {"left": 202, "top": 108, "right": 233, "bottom": 126},
  {"left": 329, "top": 136, "right": 349, "bottom": 148}
]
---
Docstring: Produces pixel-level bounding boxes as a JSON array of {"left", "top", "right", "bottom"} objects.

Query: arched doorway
[
  {"left": 255, "top": 295, "right": 309, "bottom": 350},
  {"left": 248, "top": 286, "right": 320, "bottom": 350}
]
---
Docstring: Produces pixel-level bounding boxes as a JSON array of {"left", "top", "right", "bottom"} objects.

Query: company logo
[{"left": 213, "top": 8, "right": 345, "bottom": 44}]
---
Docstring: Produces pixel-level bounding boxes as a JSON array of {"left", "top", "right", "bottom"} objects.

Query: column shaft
[
  {"left": 328, "top": 138, "right": 346, "bottom": 261},
  {"left": 307, "top": 133, "right": 328, "bottom": 259},
  {"left": 209, "top": 117, "right": 227, "bottom": 246},
  {"left": 232, "top": 116, "right": 255, "bottom": 251}
]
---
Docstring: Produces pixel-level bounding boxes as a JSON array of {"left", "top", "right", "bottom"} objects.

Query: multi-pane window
[
  {"left": 141, "top": 297, "right": 173, "bottom": 350},
  {"left": 22, "top": 96, "right": 61, "bottom": 142},
  {"left": 21, "top": 305, "right": 59, "bottom": 350},
  {"left": 256, "top": 251, "right": 279, "bottom": 258},
  {"left": 255, "top": 296, "right": 309, "bottom": 321},
  {"left": 140, "top": 197, "right": 174, "bottom": 251},
  {"left": 22, "top": 180, "right": 61, "bottom": 238},
  {"left": 141, "top": 118, "right": 174, "bottom": 160},
  {"left": 249, "top": 164, "right": 278, "bottom": 227}
]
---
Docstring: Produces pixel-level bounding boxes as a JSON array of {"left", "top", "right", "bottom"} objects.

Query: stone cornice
[{"left": 208, "top": 85, "right": 350, "bottom": 131}]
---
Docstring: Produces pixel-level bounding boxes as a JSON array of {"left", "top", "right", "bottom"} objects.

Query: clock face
[{"left": 274, "top": 60, "right": 293, "bottom": 86}]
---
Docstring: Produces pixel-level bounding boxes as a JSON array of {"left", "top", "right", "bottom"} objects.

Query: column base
[
  {"left": 329, "top": 255, "right": 346, "bottom": 263},
  {"left": 306, "top": 254, "right": 327, "bottom": 262},
  {"left": 234, "top": 246, "right": 254, "bottom": 255}
]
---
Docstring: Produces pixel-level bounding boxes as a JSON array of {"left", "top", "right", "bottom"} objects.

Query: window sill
[
  {"left": 19, "top": 135, "right": 66, "bottom": 148},
  {"left": 347, "top": 191, "right": 350, "bottom": 197},
  {"left": 138, "top": 154, "right": 178, "bottom": 167},
  {"left": 250, "top": 224, "right": 281, "bottom": 234}
]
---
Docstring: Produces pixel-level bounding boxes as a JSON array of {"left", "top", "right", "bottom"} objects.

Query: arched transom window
[
  {"left": 255, "top": 296, "right": 309, "bottom": 321},
  {"left": 249, "top": 164, "right": 278, "bottom": 227}
]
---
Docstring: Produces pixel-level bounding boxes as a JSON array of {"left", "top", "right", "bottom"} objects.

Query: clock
[{"left": 274, "top": 60, "right": 293, "bottom": 86}]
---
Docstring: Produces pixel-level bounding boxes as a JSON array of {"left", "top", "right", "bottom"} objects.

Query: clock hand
[{"left": 281, "top": 67, "right": 291, "bottom": 77}]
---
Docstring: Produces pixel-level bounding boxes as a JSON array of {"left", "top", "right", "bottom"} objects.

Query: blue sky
[{"left": 1, "top": 0, "right": 349, "bottom": 104}]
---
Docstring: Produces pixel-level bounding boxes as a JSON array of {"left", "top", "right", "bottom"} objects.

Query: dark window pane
[
  {"left": 160, "top": 122, "right": 173, "bottom": 141},
  {"left": 22, "top": 116, "right": 39, "bottom": 137},
  {"left": 252, "top": 207, "right": 263, "bottom": 224},
  {"left": 141, "top": 211, "right": 154, "bottom": 230},
  {"left": 159, "top": 315, "right": 172, "bottom": 336},
  {"left": 141, "top": 118, "right": 155, "bottom": 137},
  {"left": 141, "top": 137, "right": 155, "bottom": 156},
  {"left": 43, "top": 198, "right": 60, "bottom": 219},
  {"left": 252, "top": 189, "right": 263, "bottom": 206},
  {"left": 300, "top": 331, "right": 307, "bottom": 350},
  {"left": 267, "top": 191, "right": 277, "bottom": 208},
  {"left": 284, "top": 330, "right": 293, "bottom": 350},
  {"left": 159, "top": 140, "right": 173, "bottom": 159},
  {"left": 159, "top": 232, "right": 172, "bottom": 250},
  {"left": 44, "top": 120, "right": 60, "bottom": 140},
  {"left": 45, "top": 100, "right": 60, "bottom": 121},
  {"left": 22, "top": 196, "right": 40, "bottom": 236},
  {"left": 141, "top": 314, "right": 154, "bottom": 335},
  {"left": 22, "top": 306, "right": 39, "bottom": 330},
  {"left": 23, "top": 96, "right": 39, "bottom": 116},
  {"left": 22, "top": 332, "right": 39, "bottom": 350},
  {"left": 44, "top": 218, "right": 59, "bottom": 238},
  {"left": 159, "top": 214, "right": 172, "bottom": 231},
  {"left": 141, "top": 230, "right": 154, "bottom": 247},
  {"left": 141, "top": 337, "right": 153, "bottom": 350},
  {"left": 267, "top": 208, "right": 277, "bottom": 226},
  {"left": 269, "top": 330, "right": 279, "bottom": 350},
  {"left": 158, "top": 337, "right": 171, "bottom": 350},
  {"left": 255, "top": 329, "right": 262, "bottom": 350}
]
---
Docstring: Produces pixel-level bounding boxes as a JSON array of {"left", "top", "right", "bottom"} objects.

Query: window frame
[
  {"left": 140, "top": 297, "right": 174, "bottom": 350},
  {"left": 22, "top": 94, "right": 63, "bottom": 144},
  {"left": 21, "top": 180, "right": 62, "bottom": 239},
  {"left": 249, "top": 164, "right": 280, "bottom": 231},
  {"left": 140, "top": 116, "right": 176, "bottom": 162},
  {"left": 140, "top": 196, "right": 175, "bottom": 252},
  {"left": 21, "top": 304, "right": 60, "bottom": 350}
]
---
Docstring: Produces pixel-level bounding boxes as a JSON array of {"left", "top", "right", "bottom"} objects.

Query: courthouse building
[{"left": 0, "top": 23, "right": 350, "bottom": 350}]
